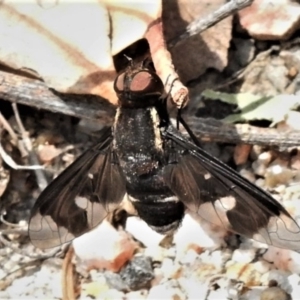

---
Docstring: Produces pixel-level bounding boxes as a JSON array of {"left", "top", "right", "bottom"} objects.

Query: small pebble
[
  {"left": 250, "top": 145, "right": 264, "bottom": 160},
  {"left": 81, "top": 280, "right": 109, "bottom": 299},
  {"left": 120, "top": 256, "right": 154, "bottom": 291},
  {"left": 290, "top": 151, "right": 300, "bottom": 170},
  {"left": 160, "top": 258, "right": 181, "bottom": 280},
  {"left": 104, "top": 271, "right": 129, "bottom": 292},
  {"left": 231, "top": 248, "right": 256, "bottom": 264},
  {"left": 258, "top": 151, "right": 273, "bottom": 166},
  {"left": 179, "top": 249, "right": 199, "bottom": 265},
  {"left": 260, "top": 270, "right": 290, "bottom": 291},
  {"left": 95, "top": 288, "right": 125, "bottom": 300},
  {"left": 288, "top": 274, "right": 300, "bottom": 300},
  {"left": 125, "top": 290, "right": 148, "bottom": 299},
  {"left": 234, "top": 144, "right": 252, "bottom": 165},
  {"left": 174, "top": 213, "right": 225, "bottom": 261},
  {"left": 252, "top": 261, "right": 272, "bottom": 274},
  {"left": 260, "top": 286, "right": 291, "bottom": 300},
  {"left": 239, "top": 168, "right": 256, "bottom": 183},
  {"left": 144, "top": 246, "right": 165, "bottom": 263},
  {"left": 147, "top": 280, "right": 186, "bottom": 300},
  {"left": 126, "top": 217, "right": 165, "bottom": 248},
  {"left": 178, "top": 277, "right": 208, "bottom": 299},
  {"left": 73, "top": 220, "right": 137, "bottom": 272},
  {"left": 252, "top": 160, "right": 267, "bottom": 177},
  {"left": 265, "top": 165, "right": 294, "bottom": 188}
]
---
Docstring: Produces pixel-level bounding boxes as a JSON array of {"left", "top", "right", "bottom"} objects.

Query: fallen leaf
[
  {"left": 203, "top": 90, "right": 300, "bottom": 125},
  {"left": 239, "top": 0, "right": 300, "bottom": 40},
  {"left": 163, "top": 0, "right": 232, "bottom": 83},
  {"left": 0, "top": 0, "right": 187, "bottom": 106},
  {"left": 234, "top": 144, "right": 252, "bottom": 166}
]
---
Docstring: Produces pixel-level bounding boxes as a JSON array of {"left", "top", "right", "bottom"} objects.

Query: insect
[{"left": 29, "top": 62, "right": 300, "bottom": 250}]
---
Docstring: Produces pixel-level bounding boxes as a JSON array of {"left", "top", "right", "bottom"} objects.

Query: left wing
[
  {"left": 163, "top": 127, "right": 300, "bottom": 250},
  {"left": 29, "top": 127, "right": 126, "bottom": 249}
]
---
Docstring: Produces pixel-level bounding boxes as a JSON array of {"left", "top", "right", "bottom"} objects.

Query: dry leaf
[
  {"left": 163, "top": 0, "right": 232, "bottom": 83},
  {"left": 234, "top": 144, "right": 252, "bottom": 166},
  {"left": 239, "top": 0, "right": 300, "bottom": 40},
  {"left": 0, "top": 0, "right": 187, "bottom": 106}
]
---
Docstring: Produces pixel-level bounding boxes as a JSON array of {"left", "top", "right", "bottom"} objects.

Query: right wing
[{"left": 163, "top": 127, "right": 300, "bottom": 250}]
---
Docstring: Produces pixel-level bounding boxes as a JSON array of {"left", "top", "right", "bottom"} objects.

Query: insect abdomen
[
  {"left": 114, "top": 106, "right": 184, "bottom": 234},
  {"left": 129, "top": 195, "right": 185, "bottom": 234}
]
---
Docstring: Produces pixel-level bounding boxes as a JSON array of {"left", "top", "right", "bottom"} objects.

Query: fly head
[{"left": 114, "top": 65, "right": 165, "bottom": 108}]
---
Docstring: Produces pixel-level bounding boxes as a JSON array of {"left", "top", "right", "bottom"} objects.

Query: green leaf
[{"left": 202, "top": 90, "right": 300, "bottom": 125}]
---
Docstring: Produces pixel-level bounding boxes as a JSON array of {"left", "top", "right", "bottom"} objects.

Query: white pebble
[
  {"left": 125, "top": 290, "right": 148, "bottom": 299},
  {"left": 261, "top": 269, "right": 291, "bottom": 293},
  {"left": 231, "top": 248, "right": 256, "bottom": 264},
  {"left": 288, "top": 274, "right": 300, "bottom": 300},
  {"left": 179, "top": 249, "right": 198, "bottom": 265},
  {"left": 95, "top": 288, "right": 125, "bottom": 300},
  {"left": 126, "top": 217, "right": 165, "bottom": 247},
  {"left": 258, "top": 152, "right": 272, "bottom": 165},
  {"left": 252, "top": 260, "right": 271, "bottom": 274},
  {"left": 144, "top": 246, "right": 165, "bottom": 263},
  {"left": 147, "top": 280, "right": 185, "bottom": 300},
  {"left": 252, "top": 160, "right": 267, "bottom": 177},
  {"left": 178, "top": 277, "right": 208, "bottom": 299},
  {"left": 160, "top": 258, "right": 181, "bottom": 280}
]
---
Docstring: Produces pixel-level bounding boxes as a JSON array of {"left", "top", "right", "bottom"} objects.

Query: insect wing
[
  {"left": 163, "top": 129, "right": 300, "bottom": 250},
  {"left": 29, "top": 128, "right": 126, "bottom": 249}
]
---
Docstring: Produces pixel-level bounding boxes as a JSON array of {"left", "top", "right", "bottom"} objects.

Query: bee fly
[{"left": 29, "top": 62, "right": 300, "bottom": 250}]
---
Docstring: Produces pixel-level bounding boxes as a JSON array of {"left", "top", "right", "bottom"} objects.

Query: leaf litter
[{"left": 2, "top": 0, "right": 300, "bottom": 299}]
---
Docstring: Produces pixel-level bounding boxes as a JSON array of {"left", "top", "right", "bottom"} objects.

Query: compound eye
[
  {"left": 114, "top": 73, "right": 126, "bottom": 92},
  {"left": 130, "top": 71, "right": 162, "bottom": 94}
]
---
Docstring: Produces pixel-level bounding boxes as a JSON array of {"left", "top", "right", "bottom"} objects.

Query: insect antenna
[{"left": 123, "top": 54, "right": 134, "bottom": 67}]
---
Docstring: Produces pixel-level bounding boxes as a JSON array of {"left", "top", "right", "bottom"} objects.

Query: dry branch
[
  {"left": 186, "top": 117, "right": 300, "bottom": 148},
  {"left": 1, "top": 71, "right": 300, "bottom": 148},
  {"left": 0, "top": 0, "right": 299, "bottom": 149},
  {"left": 168, "top": 0, "right": 255, "bottom": 48},
  {"left": 0, "top": 70, "right": 115, "bottom": 123}
]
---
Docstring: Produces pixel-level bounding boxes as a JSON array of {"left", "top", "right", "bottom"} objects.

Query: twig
[
  {"left": 0, "top": 213, "right": 25, "bottom": 227},
  {"left": 0, "top": 112, "right": 28, "bottom": 157},
  {"left": 168, "top": 0, "right": 254, "bottom": 48},
  {"left": 0, "top": 112, "right": 18, "bottom": 144},
  {"left": 0, "top": 70, "right": 115, "bottom": 124},
  {"left": 0, "top": 142, "right": 44, "bottom": 170},
  {"left": 11, "top": 103, "right": 48, "bottom": 190},
  {"left": 2, "top": 74, "right": 300, "bottom": 147},
  {"left": 62, "top": 246, "right": 76, "bottom": 300},
  {"left": 186, "top": 117, "right": 300, "bottom": 148}
]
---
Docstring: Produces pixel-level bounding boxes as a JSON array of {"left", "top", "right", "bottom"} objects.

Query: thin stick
[
  {"left": 168, "top": 0, "right": 254, "bottom": 48},
  {"left": 62, "top": 246, "right": 76, "bottom": 300},
  {"left": 0, "top": 213, "right": 25, "bottom": 227},
  {"left": 1, "top": 68, "right": 300, "bottom": 148},
  {"left": 0, "top": 112, "right": 28, "bottom": 157},
  {"left": 0, "top": 142, "right": 44, "bottom": 170},
  {"left": 0, "top": 112, "right": 18, "bottom": 143},
  {"left": 11, "top": 103, "right": 48, "bottom": 190}
]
